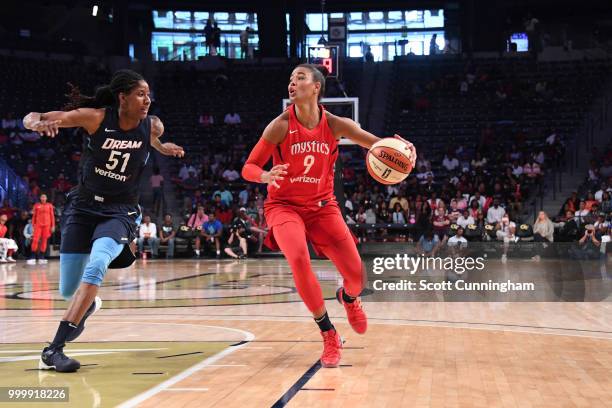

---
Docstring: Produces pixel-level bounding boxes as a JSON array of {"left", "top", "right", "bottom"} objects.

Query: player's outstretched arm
[
  {"left": 23, "top": 108, "right": 104, "bottom": 137},
  {"left": 242, "top": 116, "right": 289, "bottom": 188},
  {"left": 328, "top": 114, "right": 417, "bottom": 168},
  {"left": 327, "top": 114, "right": 380, "bottom": 149},
  {"left": 149, "top": 116, "right": 184, "bottom": 158}
]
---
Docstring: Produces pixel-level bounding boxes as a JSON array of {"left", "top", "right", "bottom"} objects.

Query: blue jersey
[{"left": 79, "top": 107, "right": 151, "bottom": 201}]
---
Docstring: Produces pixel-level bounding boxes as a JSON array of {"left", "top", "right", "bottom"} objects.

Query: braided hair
[{"left": 63, "top": 69, "right": 145, "bottom": 110}]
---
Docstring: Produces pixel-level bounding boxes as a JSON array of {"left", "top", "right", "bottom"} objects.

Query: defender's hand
[
  {"left": 32, "top": 120, "right": 62, "bottom": 137},
  {"left": 163, "top": 142, "right": 185, "bottom": 158}
]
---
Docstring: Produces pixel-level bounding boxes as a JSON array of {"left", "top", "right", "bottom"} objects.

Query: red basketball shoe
[
  {"left": 336, "top": 287, "right": 368, "bottom": 334},
  {"left": 320, "top": 329, "right": 342, "bottom": 368}
]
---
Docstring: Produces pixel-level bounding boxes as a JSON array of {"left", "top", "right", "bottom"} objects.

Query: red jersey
[
  {"left": 0, "top": 224, "right": 7, "bottom": 238},
  {"left": 32, "top": 202, "right": 55, "bottom": 227},
  {"left": 267, "top": 105, "right": 338, "bottom": 206}
]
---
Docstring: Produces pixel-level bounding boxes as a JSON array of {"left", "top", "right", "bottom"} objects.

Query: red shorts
[{"left": 264, "top": 199, "right": 357, "bottom": 256}]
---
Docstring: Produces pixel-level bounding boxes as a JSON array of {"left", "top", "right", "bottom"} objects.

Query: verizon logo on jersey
[
  {"left": 289, "top": 175, "right": 321, "bottom": 184},
  {"left": 94, "top": 166, "right": 127, "bottom": 182},
  {"left": 101, "top": 138, "right": 143, "bottom": 150},
  {"left": 290, "top": 141, "right": 330, "bottom": 155}
]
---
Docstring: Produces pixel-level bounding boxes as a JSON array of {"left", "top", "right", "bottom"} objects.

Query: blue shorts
[{"left": 60, "top": 190, "right": 141, "bottom": 254}]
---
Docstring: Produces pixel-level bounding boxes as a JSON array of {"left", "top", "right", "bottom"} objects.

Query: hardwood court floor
[{"left": 0, "top": 259, "right": 611, "bottom": 408}]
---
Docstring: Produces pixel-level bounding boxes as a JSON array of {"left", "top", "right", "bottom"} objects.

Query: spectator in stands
[
  {"left": 197, "top": 213, "right": 223, "bottom": 258},
  {"left": 594, "top": 213, "right": 608, "bottom": 230},
  {"left": 457, "top": 209, "right": 474, "bottom": 229},
  {"left": 0, "top": 200, "right": 17, "bottom": 221},
  {"left": 215, "top": 204, "right": 233, "bottom": 226},
  {"left": 1, "top": 112, "right": 18, "bottom": 129},
  {"left": 222, "top": 166, "right": 240, "bottom": 182},
  {"left": 496, "top": 215, "right": 517, "bottom": 263},
  {"left": 178, "top": 161, "right": 196, "bottom": 181},
  {"left": 486, "top": 198, "right": 505, "bottom": 224},
  {"left": 447, "top": 226, "right": 468, "bottom": 251},
  {"left": 432, "top": 207, "right": 450, "bottom": 240},
  {"left": 471, "top": 152, "right": 488, "bottom": 169},
  {"left": 588, "top": 160, "right": 600, "bottom": 183},
  {"left": 416, "top": 152, "right": 431, "bottom": 171},
  {"left": 442, "top": 153, "right": 460, "bottom": 172},
  {"left": 224, "top": 110, "right": 242, "bottom": 125},
  {"left": 574, "top": 200, "right": 590, "bottom": 227},
  {"left": 137, "top": 215, "right": 159, "bottom": 258},
  {"left": 511, "top": 161, "right": 524, "bottom": 177},
  {"left": 416, "top": 203, "right": 432, "bottom": 233},
  {"left": 159, "top": 214, "right": 176, "bottom": 259},
  {"left": 391, "top": 203, "right": 406, "bottom": 224},
  {"left": 600, "top": 159, "right": 612, "bottom": 179},
  {"left": 570, "top": 224, "right": 601, "bottom": 260},
  {"left": 469, "top": 191, "right": 486, "bottom": 211},
  {"left": 557, "top": 210, "right": 579, "bottom": 242},
  {"left": 0, "top": 214, "right": 18, "bottom": 262},
  {"left": 51, "top": 172, "right": 72, "bottom": 198},
  {"left": 448, "top": 199, "right": 461, "bottom": 223},
  {"left": 213, "top": 184, "right": 233, "bottom": 207},
  {"left": 187, "top": 205, "right": 208, "bottom": 230},
  {"left": 531, "top": 211, "right": 554, "bottom": 261},
  {"left": 199, "top": 113, "right": 214, "bottom": 126},
  {"left": 594, "top": 182, "right": 610, "bottom": 202},
  {"left": 560, "top": 192, "right": 579, "bottom": 215},
  {"left": 416, "top": 166, "right": 431, "bottom": 185},
  {"left": 8, "top": 210, "right": 29, "bottom": 259},
  {"left": 150, "top": 166, "right": 164, "bottom": 216},
  {"left": 600, "top": 192, "right": 611, "bottom": 213},
  {"left": 417, "top": 229, "right": 440, "bottom": 257},
  {"left": 583, "top": 192, "right": 598, "bottom": 212},
  {"left": 389, "top": 191, "right": 409, "bottom": 212},
  {"left": 238, "top": 185, "right": 250, "bottom": 207},
  {"left": 225, "top": 223, "right": 247, "bottom": 259},
  {"left": 181, "top": 170, "right": 200, "bottom": 192}
]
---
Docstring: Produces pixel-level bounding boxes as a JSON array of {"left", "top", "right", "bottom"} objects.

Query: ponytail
[{"left": 63, "top": 69, "right": 145, "bottom": 111}]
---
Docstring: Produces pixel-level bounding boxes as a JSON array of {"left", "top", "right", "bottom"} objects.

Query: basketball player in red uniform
[
  {"left": 28, "top": 193, "right": 55, "bottom": 265},
  {"left": 242, "top": 64, "right": 416, "bottom": 367}
]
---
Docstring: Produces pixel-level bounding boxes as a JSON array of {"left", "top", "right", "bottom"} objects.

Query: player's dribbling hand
[
  {"left": 32, "top": 120, "right": 62, "bottom": 138},
  {"left": 262, "top": 163, "right": 289, "bottom": 189},
  {"left": 393, "top": 134, "right": 417, "bottom": 169},
  {"left": 163, "top": 142, "right": 185, "bottom": 158}
]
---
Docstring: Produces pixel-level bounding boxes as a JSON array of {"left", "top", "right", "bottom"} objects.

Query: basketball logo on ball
[{"left": 366, "top": 137, "right": 416, "bottom": 185}]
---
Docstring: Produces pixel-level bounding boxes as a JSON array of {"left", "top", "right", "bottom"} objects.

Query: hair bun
[{"left": 314, "top": 64, "right": 330, "bottom": 78}]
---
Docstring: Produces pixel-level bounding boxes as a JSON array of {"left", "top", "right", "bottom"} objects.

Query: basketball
[{"left": 366, "top": 137, "right": 415, "bottom": 184}]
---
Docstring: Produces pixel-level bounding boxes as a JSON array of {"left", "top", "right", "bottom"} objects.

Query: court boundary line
[
  {"left": 3, "top": 316, "right": 612, "bottom": 339},
  {"left": 115, "top": 323, "right": 254, "bottom": 408},
  {"left": 271, "top": 360, "right": 321, "bottom": 408}
]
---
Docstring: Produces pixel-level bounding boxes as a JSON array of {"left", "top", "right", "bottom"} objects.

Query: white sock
[{"left": 195, "top": 250, "right": 200, "bottom": 256}]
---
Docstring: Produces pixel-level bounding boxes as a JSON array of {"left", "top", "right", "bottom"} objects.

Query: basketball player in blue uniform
[{"left": 22, "top": 70, "right": 184, "bottom": 372}]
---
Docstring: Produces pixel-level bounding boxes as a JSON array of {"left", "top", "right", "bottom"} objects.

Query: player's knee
[
  {"left": 81, "top": 257, "right": 107, "bottom": 286},
  {"left": 289, "top": 250, "right": 310, "bottom": 268}
]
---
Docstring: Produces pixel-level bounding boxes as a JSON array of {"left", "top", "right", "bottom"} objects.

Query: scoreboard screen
[{"left": 307, "top": 45, "right": 339, "bottom": 78}]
